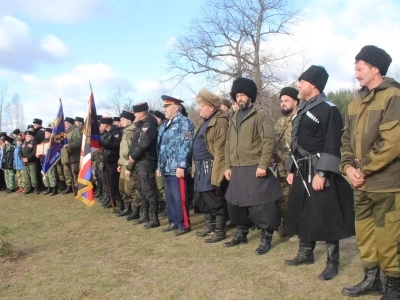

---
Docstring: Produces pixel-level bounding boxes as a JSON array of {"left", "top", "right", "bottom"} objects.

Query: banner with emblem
[
  {"left": 42, "top": 99, "right": 68, "bottom": 174},
  {"left": 75, "top": 89, "right": 101, "bottom": 206}
]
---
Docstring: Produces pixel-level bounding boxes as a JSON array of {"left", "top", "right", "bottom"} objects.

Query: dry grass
[{"left": 0, "top": 191, "right": 379, "bottom": 300}]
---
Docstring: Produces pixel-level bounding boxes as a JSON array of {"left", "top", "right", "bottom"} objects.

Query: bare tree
[
  {"left": 167, "top": 0, "right": 301, "bottom": 119},
  {"left": 0, "top": 81, "right": 9, "bottom": 132},
  {"left": 99, "top": 86, "right": 134, "bottom": 116},
  {"left": 143, "top": 86, "right": 174, "bottom": 112},
  {"left": 3, "top": 93, "right": 25, "bottom": 132}
]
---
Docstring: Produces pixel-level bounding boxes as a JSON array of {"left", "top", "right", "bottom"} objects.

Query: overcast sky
[{"left": 0, "top": 0, "right": 399, "bottom": 129}]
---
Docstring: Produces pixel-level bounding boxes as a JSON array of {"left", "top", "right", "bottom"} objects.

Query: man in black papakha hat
[
  {"left": 32, "top": 118, "right": 45, "bottom": 144},
  {"left": 284, "top": 65, "right": 355, "bottom": 281},
  {"left": 223, "top": 77, "right": 282, "bottom": 255},
  {"left": 340, "top": 45, "right": 400, "bottom": 298},
  {"left": 74, "top": 117, "right": 84, "bottom": 134},
  {"left": 20, "top": 130, "right": 40, "bottom": 194}
]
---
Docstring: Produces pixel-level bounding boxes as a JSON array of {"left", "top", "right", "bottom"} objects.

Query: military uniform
[
  {"left": 39, "top": 133, "right": 58, "bottom": 195},
  {"left": 20, "top": 131, "right": 39, "bottom": 194},
  {"left": 1, "top": 136, "right": 15, "bottom": 192}
]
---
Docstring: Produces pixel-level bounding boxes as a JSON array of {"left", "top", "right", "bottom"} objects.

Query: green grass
[{"left": 0, "top": 191, "right": 379, "bottom": 300}]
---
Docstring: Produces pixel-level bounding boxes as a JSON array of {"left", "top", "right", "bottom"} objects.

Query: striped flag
[
  {"left": 42, "top": 99, "right": 68, "bottom": 174},
  {"left": 75, "top": 91, "right": 101, "bottom": 206}
]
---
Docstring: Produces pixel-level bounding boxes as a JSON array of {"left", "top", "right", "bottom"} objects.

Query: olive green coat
[{"left": 61, "top": 125, "right": 82, "bottom": 164}]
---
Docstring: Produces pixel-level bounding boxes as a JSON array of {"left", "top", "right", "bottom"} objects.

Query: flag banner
[
  {"left": 42, "top": 99, "right": 68, "bottom": 174},
  {"left": 76, "top": 91, "right": 101, "bottom": 206}
]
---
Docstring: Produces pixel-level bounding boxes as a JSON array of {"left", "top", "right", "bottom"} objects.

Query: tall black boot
[
  {"left": 43, "top": 187, "right": 51, "bottom": 195},
  {"left": 126, "top": 205, "right": 140, "bottom": 221},
  {"left": 34, "top": 186, "right": 40, "bottom": 195},
  {"left": 117, "top": 201, "right": 132, "bottom": 217},
  {"left": 101, "top": 192, "right": 111, "bottom": 208},
  {"left": 341, "top": 267, "right": 383, "bottom": 297},
  {"left": 381, "top": 276, "right": 400, "bottom": 300},
  {"left": 196, "top": 214, "right": 216, "bottom": 237},
  {"left": 58, "top": 180, "right": 66, "bottom": 191},
  {"left": 144, "top": 207, "right": 160, "bottom": 229},
  {"left": 285, "top": 240, "right": 316, "bottom": 266},
  {"left": 49, "top": 187, "right": 58, "bottom": 196},
  {"left": 114, "top": 198, "right": 125, "bottom": 215},
  {"left": 133, "top": 208, "right": 149, "bottom": 225},
  {"left": 223, "top": 226, "right": 248, "bottom": 247},
  {"left": 319, "top": 240, "right": 340, "bottom": 280},
  {"left": 94, "top": 185, "right": 103, "bottom": 198},
  {"left": 254, "top": 229, "right": 273, "bottom": 255},
  {"left": 62, "top": 185, "right": 72, "bottom": 195},
  {"left": 204, "top": 215, "right": 227, "bottom": 243}
]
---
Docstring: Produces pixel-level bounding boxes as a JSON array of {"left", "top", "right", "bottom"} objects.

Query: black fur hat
[
  {"left": 75, "top": 116, "right": 84, "bottom": 123},
  {"left": 65, "top": 117, "right": 75, "bottom": 124},
  {"left": 152, "top": 110, "right": 165, "bottom": 121},
  {"left": 298, "top": 65, "right": 329, "bottom": 93},
  {"left": 120, "top": 110, "right": 135, "bottom": 121},
  {"left": 279, "top": 87, "right": 299, "bottom": 102},
  {"left": 230, "top": 77, "right": 258, "bottom": 103},
  {"left": 355, "top": 45, "right": 392, "bottom": 76},
  {"left": 12, "top": 129, "right": 21, "bottom": 135},
  {"left": 132, "top": 102, "right": 149, "bottom": 113},
  {"left": 99, "top": 117, "right": 113, "bottom": 125}
]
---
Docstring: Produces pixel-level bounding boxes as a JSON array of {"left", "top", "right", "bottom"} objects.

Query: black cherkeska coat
[{"left": 285, "top": 93, "right": 355, "bottom": 242}]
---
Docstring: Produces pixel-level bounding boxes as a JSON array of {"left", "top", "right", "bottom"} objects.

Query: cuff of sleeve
[{"left": 342, "top": 164, "right": 353, "bottom": 174}]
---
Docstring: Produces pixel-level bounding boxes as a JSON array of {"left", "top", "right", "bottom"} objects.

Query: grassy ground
[{"left": 0, "top": 191, "right": 379, "bottom": 300}]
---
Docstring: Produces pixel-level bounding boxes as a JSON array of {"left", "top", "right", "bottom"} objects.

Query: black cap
[
  {"left": 355, "top": 45, "right": 392, "bottom": 76},
  {"left": 279, "top": 87, "right": 299, "bottom": 102},
  {"left": 75, "top": 116, "right": 84, "bottom": 123},
  {"left": 33, "top": 118, "right": 43, "bottom": 125},
  {"left": 132, "top": 102, "right": 149, "bottom": 113},
  {"left": 99, "top": 117, "right": 113, "bottom": 125},
  {"left": 152, "top": 110, "right": 165, "bottom": 120},
  {"left": 120, "top": 110, "right": 135, "bottom": 121},
  {"left": 12, "top": 129, "right": 21, "bottom": 135},
  {"left": 25, "top": 131, "right": 36, "bottom": 137},
  {"left": 45, "top": 127, "right": 52, "bottom": 133},
  {"left": 65, "top": 117, "right": 75, "bottom": 124},
  {"left": 298, "top": 65, "right": 329, "bottom": 93}
]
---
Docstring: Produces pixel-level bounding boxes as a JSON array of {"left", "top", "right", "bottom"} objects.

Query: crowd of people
[{"left": 1, "top": 44, "right": 400, "bottom": 299}]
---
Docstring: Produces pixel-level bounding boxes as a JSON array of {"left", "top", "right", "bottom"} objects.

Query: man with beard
[
  {"left": 273, "top": 87, "right": 299, "bottom": 240},
  {"left": 223, "top": 77, "right": 282, "bottom": 255},
  {"left": 157, "top": 95, "right": 194, "bottom": 236},
  {"left": 128, "top": 102, "right": 160, "bottom": 229},
  {"left": 99, "top": 117, "right": 123, "bottom": 212},
  {"left": 192, "top": 89, "right": 229, "bottom": 243},
  {"left": 284, "top": 65, "right": 355, "bottom": 281},
  {"left": 341, "top": 45, "right": 400, "bottom": 299}
]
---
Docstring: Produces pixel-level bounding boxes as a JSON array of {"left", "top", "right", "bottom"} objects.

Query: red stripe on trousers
[{"left": 179, "top": 177, "right": 190, "bottom": 229}]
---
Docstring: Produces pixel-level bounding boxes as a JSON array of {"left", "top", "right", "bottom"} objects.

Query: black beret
[
  {"left": 180, "top": 104, "right": 188, "bottom": 117},
  {"left": 113, "top": 117, "right": 120, "bottom": 122},
  {"left": 45, "top": 127, "right": 52, "bottom": 133},
  {"left": 99, "top": 117, "right": 113, "bottom": 125},
  {"left": 161, "top": 95, "right": 184, "bottom": 106},
  {"left": 33, "top": 118, "right": 43, "bottom": 125},
  {"left": 25, "top": 131, "right": 36, "bottom": 137},
  {"left": 355, "top": 45, "right": 392, "bottom": 76},
  {"left": 298, "top": 65, "right": 329, "bottom": 93},
  {"left": 65, "top": 117, "right": 75, "bottom": 124},
  {"left": 75, "top": 116, "right": 84, "bottom": 123},
  {"left": 279, "top": 87, "right": 299, "bottom": 102},
  {"left": 152, "top": 110, "right": 165, "bottom": 120},
  {"left": 230, "top": 77, "right": 258, "bottom": 103},
  {"left": 120, "top": 110, "right": 135, "bottom": 121},
  {"left": 12, "top": 129, "right": 21, "bottom": 135},
  {"left": 132, "top": 102, "right": 149, "bottom": 113}
]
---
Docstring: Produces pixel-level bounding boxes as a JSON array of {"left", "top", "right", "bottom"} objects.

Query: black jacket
[
  {"left": 20, "top": 140, "right": 39, "bottom": 164},
  {"left": 100, "top": 125, "right": 121, "bottom": 164},
  {"left": 2, "top": 144, "right": 15, "bottom": 169},
  {"left": 34, "top": 127, "right": 45, "bottom": 144},
  {"left": 129, "top": 114, "right": 158, "bottom": 162}
]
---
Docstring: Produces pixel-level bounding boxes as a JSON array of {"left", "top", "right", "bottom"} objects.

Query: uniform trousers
[{"left": 164, "top": 175, "right": 190, "bottom": 230}]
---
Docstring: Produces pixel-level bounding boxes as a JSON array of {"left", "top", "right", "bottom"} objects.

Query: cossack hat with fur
[
  {"left": 25, "top": 130, "right": 35, "bottom": 137},
  {"left": 298, "top": 65, "right": 329, "bottom": 93},
  {"left": 120, "top": 110, "right": 135, "bottom": 121},
  {"left": 12, "top": 129, "right": 21, "bottom": 135},
  {"left": 355, "top": 45, "right": 392, "bottom": 76},
  {"left": 132, "top": 102, "right": 149, "bottom": 113},
  {"left": 100, "top": 117, "right": 113, "bottom": 125},
  {"left": 1, "top": 135, "right": 14, "bottom": 144},
  {"left": 75, "top": 116, "right": 84, "bottom": 123},
  {"left": 33, "top": 118, "right": 43, "bottom": 125},
  {"left": 230, "top": 77, "right": 258, "bottom": 103},
  {"left": 45, "top": 127, "right": 52, "bottom": 133},
  {"left": 196, "top": 89, "right": 221, "bottom": 108},
  {"left": 65, "top": 117, "right": 75, "bottom": 125},
  {"left": 279, "top": 87, "right": 299, "bottom": 102},
  {"left": 113, "top": 117, "right": 120, "bottom": 122},
  {"left": 152, "top": 110, "right": 165, "bottom": 121}
]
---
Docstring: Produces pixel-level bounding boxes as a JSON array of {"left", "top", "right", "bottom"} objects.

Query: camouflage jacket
[
  {"left": 274, "top": 114, "right": 294, "bottom": 177},
  {"left": 157, "top": 113, "right": 194, "bottom": 176}
]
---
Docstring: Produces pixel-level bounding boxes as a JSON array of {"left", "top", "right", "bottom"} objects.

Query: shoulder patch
[
  {"left": 183, "top": 131, "right": 191, "bottom": 140},
  {"left": 325, "top": 101, "right": 336, "bottom": 107}
]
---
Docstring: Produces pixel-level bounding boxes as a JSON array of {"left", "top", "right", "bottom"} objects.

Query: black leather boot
[
  {"left": 133, "top": 208, "right": 149, "bottom": 225},
  {"left": 34, "top": 187, "right": 40, "bottom": 195},
  {"left": 285, "top": 240, "right": 316, "bottom": 266},
  {"left": 196, "top": 214, "right": 215, "bottom": 237},
  {"left": 101, "top": 192, "right": 111, "bottom": 208},
  {"left": 341, "top": 267, "right": 383, "bottom": 297},
  {"left": 381, "top": 276, "right": 400, "bottom": 300},
  {"left": 126, "top": 205, "right": 140, "bottom": 220},
  {"left": 49, "top": 187, "right": 58, "bottom": 196},
  {"left": 114, "top": 199, "right": 125, "bottom": 215},
  {"left": 94, "top": 185, "right": 103, "bottom": 198},
  {"left": 117, "top": 201, "right": 132, "bottom": 217},
  {"left": 254, "top": 229, "right": 273, "bottom": 255},
  {"left": 62, "top": 185, "right": 72, "bottom": 195},
  {"left": 204, "top": 215, "right": 227, "bottom": 243},
  {"left": 24, "top": 187, "right": 33, "bottom": 194},
  {"left": 58, "top": 180, "right": 66, "bottom": 191},
  {"left": 223, "top": 226, "right": 248, "bottom": 247},
  {"left": 319, "top": 240, "right": 340, "bottom": 280},
  {"left": 144, "top": 209, "right": 160, "bottom": 229},
  {"left": 42, "top": 187, "right": 51, "bottom": 195}
]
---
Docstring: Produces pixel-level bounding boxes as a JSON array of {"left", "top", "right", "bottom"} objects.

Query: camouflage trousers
[
  {"left": 4, "top": 169, "right": 15, "bottom": 189},
  {"left": 15, "top": 170, "right": 25, "bottom": 188},
  {"left": 62, "top": 163, "right": 79, "bottom": 186},
  {"left": 119, "top": 165, "right": 140, "bottom": 207},
  {"left": 43, "top": 167, "right": 58, "bottom": 188},
  {"left": 24, "top": 163, "right": 38, "bottom": 189},
  {"left": 56, "top": 161, "right": 65, "bottom": 182},
  {"left": 277, "top": 173, "right": 290, "bottom": 219},
  {"left": 354, "top": 190, "right": 400, "bottom": 277},
  {"left": 156, "top": 174, "right": 165, "bottom": 201}
]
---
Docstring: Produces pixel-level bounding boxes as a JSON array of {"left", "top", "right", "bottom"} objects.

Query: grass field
[{"left": 0, "top": 191, "right": 379, "bottom": 300}]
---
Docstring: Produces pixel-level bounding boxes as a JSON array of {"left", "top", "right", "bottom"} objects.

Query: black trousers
[
  {"left": 105, "top": 162, "right": 121, "bottom": 202},
  {"left": 227, "top": 200, "right": 281, "bottom": 232},
  {"left": 194, "top": 181, "right": 228, "bottom": 216},
  {"left": 135, "top": 160, "right": 159, "bottom": 213}
]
